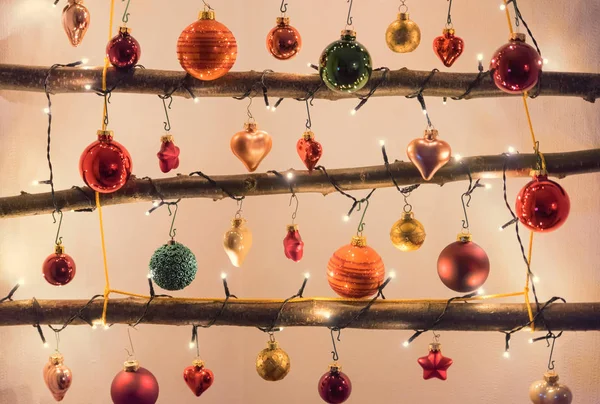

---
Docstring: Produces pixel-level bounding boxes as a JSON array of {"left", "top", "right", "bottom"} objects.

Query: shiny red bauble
[
  {"left": 283, "top": 224, "right": 304, "bottom": 262},
  {"left": 79, "top": 130, "right": 132, "bottom": 193},
  {"left": 266, "top": 17, "right": 302, "bottom": 60},
  {"left": 490, "top": 33, "right": 542, "bottom": 94},
  {"left": 42, "top": 244, "right": 76, "bottom": 286},
  {"left": 157, "top": 135, "right": 180, "bottom": 173},
  {"left": 111, "top": 361, "right": 159, "bottom": 404},
  {"left": 417, "top": 343, "right": 453, "bottom": 381},
  {"left": 437, "top": 234, "right": 490, "bottom": 293},
  {"left": 107, "top": 27, "right": 141, "bottom": 70},
  {"left": 515, "top": 174, "right": 570, "bottom": 232},
  {"left": 433, "top": 28, "right": 464, "bottom": 67},
  {"left": 183, "top": 360, "right": 214, "bottom": 397},
  {"left": 318, "top": 365, "right": 352, "bottom": 404},
  {"left": 297, "top": 131, "right": 323, "bottom": 172}
]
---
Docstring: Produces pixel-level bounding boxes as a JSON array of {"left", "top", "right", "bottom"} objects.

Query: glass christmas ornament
[
  {"left": 223, "top": 217, "right": 253, "bottom": 267},
  {"left": 283, "top": 224, "right": 304, "bottom": 262},
  {"left": 327, "top": 236, "right": 385, "bottom": 298},
  {"left": 157, "top": 134, "right": 180, "bottom": 174},
  {"left": 437, "top": 233, "right": 490, "bottom": 293},
  {"left": 266, "top": 17, "right": 302, "bottom": 60},
  {"left": 62, "top": 0, "right": 90, "bottom": 47},
  {"left": 43, "top": 352, "right": 72, "bottom": 402},
  {"left": 183, "top": 359, "right": 214, "bottom": 397},
  {"left": 255, "top": 339, "right": 291, "bottom": 382},
  {"left": 406, "top": 128, "right": 452, "bottom": 181},
  {"left": 390, "top": 211, "right": 426, "bottom": 252},
  {"left": 79, "top": 130, "right": 132, "bottom": 194},
  {"left": 296, "top": 130, "right": 322, "bottom": 172},
  {"left": 107, "top": 27, "right": 141, "bottom": 70},
  {"left": 529, "top": 372, "right": 573, "bottom": 404},
  {"left": 177, "top": 10, "right": 237, "bottom": 81},
  {"left": 318, "top": 363, "right": 352, "bottom": 404},
  {"left": 417, "top": 342, "right": 453, "bottom": 381},
  {"left": 515, "top": 173, "right": 570, "bottom": 233},
  {"left": 111, "top": 360, "right": 159, "bottom": 404},
  {"left": 42, "top": 244, "right": 76, "bottom": 286},
  {"left": 433, "top": 28, "right": 464, "bottom": 67},
  {"left": 385, "top": 13, "right": 421, "bottom": 53},
  {"left": 230, "top": 122, "right": 272, "bottom": 172},
  {"left": 149, "top": 240, "right": 197, "bottom": 291},
  {"left": 319, "top": 30, "right": 372, "bottom": 93},
  {"left": 490, "top": 33, "right": 543, "bottom": 94}
]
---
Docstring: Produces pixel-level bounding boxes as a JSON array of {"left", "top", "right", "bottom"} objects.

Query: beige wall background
[{"left": 1, "top": 0, "right": 599, "bottom": 403}]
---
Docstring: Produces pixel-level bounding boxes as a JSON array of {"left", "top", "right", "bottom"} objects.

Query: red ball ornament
[
  {"left": 417, "top": 342, "right": 453, "bottom": 381},
  {"left": 107, "top": 27, "right": 141, "bottom": 70},
  {"left": 318, "top": 363, "right": 352, "bottom": 404},
  {"left": 266, "top": 17, "right": 302, "bottom": 60},
  {"left": 42, "top": 244, "right": 76, "bottom": 286},
  {"left": 490, "top": 33, "right": 542, "bottom": 94},
  {"left": 515, "top": 173, "right": 570, "bottom": 232},
  {"left": 297, "top": 130, "right": 323, "bottom": 172},
  {"left": 183, "top": 359, "right": 214, "bottom": 397},
  {"left": 79, "top": 130, "right": 132, "bottom": 194},
  {"left": 157, "top": 134, "right": 180, "bottom": 173},
  {"left": 111, "top": 360, "right": 159, "bottom": 404},
  {"left": 283, "top": 224, "right": 304, "bottom": 262},
  {"left": 437, "top": 233, "right": 490, "bottom": 293},
  {"left": 433, "top": 28, "right": 464, "bottom": 67}
]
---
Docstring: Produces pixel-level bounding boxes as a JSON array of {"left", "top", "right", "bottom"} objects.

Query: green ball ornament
[
  {"left": 319, "top": 29, "right": 372, "bottom": 93},
  {"left": 149, "top": 240, "right": 197, "bottom": 291}
]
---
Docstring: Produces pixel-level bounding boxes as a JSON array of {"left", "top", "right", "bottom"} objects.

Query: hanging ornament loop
[
  {"left": 398, "top": 0, "right": 409, "bottom": 13},
  {"left": 329, "top": 328, "right": 341, "bottom": 361},
  {"left": 345, "top": 0, "right": 354, "bottom": 27},
  {"left": 202, "top": 0, "right": 214, "bottom": 11},
  {"left": 445, "top": 0, "right": 454, "bottom": 28},
  {"left": 305, "top": 98, "right": 313, "bottom": 130},
  {"left": 279, "top": 0, "right": 288, "bottom": 14},
  {"left": 355, "top": 199, "right": 369, "bottom": 236},
  {"left": 125, "top": 326, "right": 136, "bottom": 359},
  {"left": 121, "top": 0, "right": 132, "bottom": 24},
  {"left": 158, "top": 94, "right": 173, "bottom": 132},
  {"left": 459, "top": 164, "right": 486, "bottom": 232},
  {"left": 52, "top": 210, "right": 64, "bottom": 246},
  {"left": 167, "top": 202, "right": 179, "bottom": 240}
]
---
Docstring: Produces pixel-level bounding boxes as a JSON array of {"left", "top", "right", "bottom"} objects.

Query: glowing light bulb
[
  {"left": 104, "top": 324, "right": 110, "bottom": 330},
  {"left": 81, "top": 58, "right": 89, "bottom": 65},
  {"left": 189, "top": 342, "right": 195, "bottom": 349},
  {"left": 32, "top": 180, "right": 40, "bottom": 186},
  {"left": 508, "top": 146, "right": 516, "bottom": 154},
  {"left": 500, "top": 4, "right": 506, "bottom": 10},
  {"left": 477, "top": 53, "right": 484, "bottom": 61},
  {"left": 271, "top": 107, "right": 277, "bottom": 112},
  {"left": 286, "top": 172, "right": 294, "bottom": 180},
  {"left": 43, "top": 342, "right": 49, "bottom": 348},
  {"left": 379, "top": 140, "right": 385, "bottom": 146},
  {"left": 350, "top": 109, "right": 357, "bottom": 116},
  {"left": 422, "top": 109, "right": 427, "bottom": 115},
  {"left": 503, "top": 351, "right": 510, "bottom": 358},
  {"left": 147, "top": 273, "right": 153, "bottom": 279},
  {"left": 221, "top": 272, "right": 227, "bottom": 280},
  {"left": 279, "top": 327, "right": 285, "bottom": 331},
  {"left": 84, "top": 84, "right": 92, "bottom": 90},
  {"left": 454, "top": 154, "right": 462, "bottom": 161},
  {"left": 389, "top": 270, "right": 396, "bottom": 279},
  {"left": 17, "top": 279, "right": 25, "bottom": 286},
  {"left": 304, "top": 272, "right": 311, "bottom": 279},
  {"left": 343, "top": 215, "right": 350, "bottom": 222},
  {"left": 442, "top": 99, "right": 447, "bottom": 105},
  {"left": 499, "top": 226, "right": 504, "bottom": 232},
  {"left": 543, "top": 58, "right": 549, "bottom": 65},
  {"left": 194, "top": 97, "right": 200, "bottom": 103},
  {"left": 402, "top": 341, "right": 410, "bottom": 348},
  {"left": 43, "top": 107, "right": 50, "bottom": 114},
  {"left": 532, "top": 276, "right": 540, "bottom": 284},
  {"left": 485, "top": 183, "right": 492, "bottom": 190},
  {"left": 145, "top": 211, "right": 150, "bottom": 216},
  {"left": 265, "top": 106, "right": 271, "bottom": 110},
  {"left": 477, "top": 288, "right": 485, "bottom": 295}
]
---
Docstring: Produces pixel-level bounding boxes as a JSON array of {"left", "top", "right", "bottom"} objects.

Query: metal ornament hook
[
  {"left": 246, "top": 97, "right": 255, "bottom": 122},
  {"left": 52, "top": 210, "right": 64, "bottom": 246},
  {"left": 289, "top": 193, "right": 299, "bottom": 224},
  {"left": 356, "top": 199, "right": 370, "bottom": 236},
  {"left": 167, "top": 203, "right": 179, "bottom": 240},
  {"left": 305, "top": 98, "right": 313, "bottom": 130},
  {"left": 279, "top": 0, "right": 288, "bottom": 14},
  {"left": 202, "top": 0, "right": 214, "bottom": 11},
  {"left": 235, "top": 198, "right": 245, "bottom": 219},
  {"left": 121, "top": 0, "right": 132, "bottom": 24},
  {"left": 345, "top": 0, "right": 354, "bottom": 27},
  {"left": 160, "top": 95, "right": 173, "bottom": 132},
  {"left": 54, "top": 330, "right": 61, "bottom": 352},
  {"left": 125, "top": 326, "right": 136, "bottom": 359},
  {"left": 330, "top": 328, "right": 341, "bottom": 362},
  {"left": 446, "top": 0, "right": 454, "bottom": 28},
  {"left": 432, "top": 331, "right": 441, "bottom": 344}
]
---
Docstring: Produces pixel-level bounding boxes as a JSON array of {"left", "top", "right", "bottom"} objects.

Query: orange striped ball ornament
[
  {"left": 177, "top": 10, "right": 237, "bottom": 81},
  {"left": 327, "top": 236, "right": 385, "bottom": 298}
]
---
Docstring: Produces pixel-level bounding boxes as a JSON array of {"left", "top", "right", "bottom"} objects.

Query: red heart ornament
[
  {"left": 157, "top": 135, "right": 180, "bottom": 173},
  {"left": 406, "top": 129, "right": 452, "bottom": 181},
  {"left": 183, "top": 360, "right": 214, "bottom": 397},
  {"left": 296, "top": 131, "right": 322, "bottom": 171},
  {"left": 433, "top": 28, "right": 464, "bottom": 67}
]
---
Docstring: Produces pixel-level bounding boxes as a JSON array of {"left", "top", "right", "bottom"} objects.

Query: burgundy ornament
[
  {"left": 433, "top": 28, "right": 464, "bottom": 67},
  {"left": 297, "top": 131, "right": 322, "bottom": 172},
  {"left": 490, "top": 33, "right": 542, "bottom": 94},
  {"left": 437, "top": 233, "right": 490, "bottom": 293},
  {"left": 107, "top": 27, "right": 141, "bottom": 70},
  {"left": 43, "top": 244, "right": 76, "bottom": 286},
  {"left": 266, "top": 17, "right": 302, "bottom": 60},
  {"left": 183, "top": 359, "right": 214, "bottom": 397},
  {"left": 157, "top": 134, "right": 180, "bottom": 173},
  {"left": 515, "top": 173, "right": 570, "bottom": 232},
  {"left": 79, "top": 130, "right": 132, "bottom": 194},
  {"left": 111, "top": 360, "right": 159, "bottom": 404},
  {"left": 417, "top": 343, "right": 453, "bottom": 381},
  {"left": 283, "top": 224, "right": 304, "bottom": 262},
  {"left": 406, "top": 128, "right": 452, "bottom": 181},
  {"left": 318, "top": 364, "right": 352, "bottom": 404}
]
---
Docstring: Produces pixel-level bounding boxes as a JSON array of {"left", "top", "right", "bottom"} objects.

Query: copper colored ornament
[
  {"left": 79, "top": 130, "right": 132, "bottom": 193},
  {"left": 327, "top": 235, "right": 385, "bottom": 298},
  {"left": 390, "top": 211, "right": 426, "bottom": 252},
  {"left": 43, "top": 352, "right": 72, "bottom": 402},
  {"left": 107, "top": 26, "right": 141, "bottom": 70},
  {"left": 529, "top": 372, "right": 573, "bottom": 404},
  {"left": 223, "top": 217, "right": 253, "bottom": 267},
  {"left": 111, "top": 360, "right": 159, "bottom": 404},
  {"left": 385, "top": 13, "right": 421, "bottom": 53},
  {"left": 515, "top": 173, "right": 570, "bottom": 233},
  {"left": 62, "top": 0, "right": 90, "bottom": 47},
  {"left": 433, "top": 28, "right": 464, "bottom": 67},
  {"left": 297, "top": 130, "right": 322, "bottom": 171},
  {"left": 437, "top": 233, "right": 490, "bottom": 293},
  {"left": 266, "top": 17, "right": 302, "bottom": 60},
  {"left": 406, "top": 128, "right": 452, "bottom": 181},
  {"left": 318, "top": 363, "right": 352, "bottom": 404},
  {"left": 283, "top": 224, "right": 304, "bottom": 262},
  {"left": 417, "top": 342, "right": 453, "bottom": 381},
  {"left": 42, "top": 244, "right": 76, "bottom": 286},
  {"left": 255, "top": 339, "right": 291, "bottom": 381},
  {"left": 490, "top": 33, "right": 543, "bottom": 94},
  {"left": 183, "top": 359, "right": 214, "bottom": 397},
  {"left": 177, "top": 10, "right": 237, "bottom": 81},
  {"left": 157, "top": 134, "right": 180, "bottom": 173},
  {"left": 230, "top": 122, "right": 272, "bottom": 172}
]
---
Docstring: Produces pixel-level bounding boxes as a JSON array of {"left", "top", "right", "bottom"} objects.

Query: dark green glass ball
[
  {"left": 149, "top": 241, "right": 197, "bottom": 291},
  {"left": 319, "top": 30, "right": 372, "bottom": 93}
]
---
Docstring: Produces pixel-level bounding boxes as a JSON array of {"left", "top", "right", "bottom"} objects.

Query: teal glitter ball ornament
[
  {"left": 149, "top": 240, "right": 197, "bottom": 291},
  {"left": 319, "top": 29, "right": 372, "bottom": 93}
]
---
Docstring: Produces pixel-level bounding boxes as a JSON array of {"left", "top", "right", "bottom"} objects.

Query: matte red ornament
[
  {"left": 111, "top": 360, "right": 159, "bottom": 404},
  {"left": 433, "top": 28, "right": 464, "bottom": 67},
  {"left": 406, "top": 128, "right": 452, "bottom": 181},
  {"left": 79, "top": 130, "right": 132, "bottom": 194},
  {"left": 183, "top": 359, "right": 214, "bottom": 397},
  {"left": 437, "top": 233, "right": 490, "bottom": 293},
  {"left": 490, "top": 33, "right": 542, "bottom": 94},
  {"left": 283, "top": 224, "right": 304, "bottom": 262},
  {"left": 42, "top": 244, "right": 76, "bottom": 286},
  {"left": 318, "top": 364, "right": 352, "bottom": 404},
  {"left": 266, "top": 17, "right": 302, "bottom": 60},
  {"left": 297, "top": 131, "right": 322, "bottom": 172},
  {"left": 417, "top": 343, "right": 453, "bottom": 381},
  {"left": 107, "top": 27, "right": 141, "bottom": 70},
  {"left": 515, "top": 173, "right": 570, "bottom": 232},
  {"left": 157, "top": 134, "right": 180, "bottom": 173},
  {"left": 43, "top": 352, "right": 73, "bottom": 402}
]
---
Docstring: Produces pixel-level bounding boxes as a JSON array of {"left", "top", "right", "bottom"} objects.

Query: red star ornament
[{"left": 417, "top": 343, "right": 453, "bottom": 380}]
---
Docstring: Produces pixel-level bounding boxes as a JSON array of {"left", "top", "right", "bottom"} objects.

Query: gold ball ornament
[
  {"left": 385, "top": 13, "right": 421, "bottom": 53},
  {"left": 529, "top": 372, "right": 573, "bottom": 404},
  {"left": 255, "top": 340, "right": 291, "bottom": 381},
  {"left": 390, "top": 211, "right": 426, "bottom": 251}
]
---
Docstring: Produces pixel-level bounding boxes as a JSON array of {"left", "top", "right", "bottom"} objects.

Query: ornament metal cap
[
  {"left": 510, "top": 32, "right": 527, "bottom": 42},
  {"left": 49, "top": 352, "right": 65, "bottom": 365},
  {"left": 302, "top": 130, "right": 315, "bottom": 140},
  {"left": 96, "top": 129, "right": 114, "bottom": 141},
  {"left": 544, "top": 371, "right": 560, "bottom": 384},
  {"left": 267, "top": 340, "right": 279, "bottom": 350},
  {"left": 192, "top": 359, "right": 205, "bottom": 368},
  {"left": 429, "top": 342, "right": 442, "bottom": 352},
  {"left": 286, "top": 223, "right": 298, "bottom": 231},
  {"left": 340, "top": 29, "right": 357, "bottom": 39},
  {"left": 244, "top": 122, "right": 258, "bottom": 132},
  {"left": 232, "top": 217, "right": 245, "bottom": 228},
  {"left": 123, "top": 359, "right": 140, "bottom": 372},
  {"left": 54, "top": 243, "right": 65, "bottom": 254},
  {"left": 199, "top": 10, "right": 216, "bottom": 20},
  {"left": 68, "top": 0, "right": 83, "bottom": 3},
  {"left": 118, "top": 26, "right": 132, "bottom": 34},
  {"left": 276, "top": 16, "right": 290, "bottom": 25},
  {"left": 351, "top": 235, "right": 367, "bottom": 247},
  {"left": 328, "top": 362, "right": 342, "bottom": 373},
  {"left": 424, "top": 128, "right": 439, "bottom": 140},
  {"left": 398, "top": 12, "right": 410, "bottom": 20},
  {"left": 443, "top": 28, "right": 455, "bottom": 35},
  {"left": 402, "top": 211, "right": 415, "bottom": 220},
  {"left": 456, "top": 232, "right": 473, "bottom": 242},
  {"left": 161, "top": 133, "right": 175, "bottom": 143}
]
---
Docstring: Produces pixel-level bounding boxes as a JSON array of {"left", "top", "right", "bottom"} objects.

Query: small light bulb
[
  {"left": 286, "top": 172, "right": 294, "bottom": 180},
  {"left": 279, "top": 327, "right": 285, "bottom": 331},
  {"left": 422, "top": 109, "right": 427, "bottom": 115},
  {"left": 379, "top": 140, "right": 385, "bottom": 146},
  {"left": 271, "top": 107, "right": 277, "bottom": 112},
  {"left": 147, "top": 273, "right": 153, "bottom": 279},
  {"left": 221, "top": 272, "right": 227, "bottom": 280},
  {"left": 145, "top": 211, "right": 150, "bottom": 216},
  {"left": 508, "top": 146, "right": 516, "bottom": 154},
  {"left": 91, "top": 324, "right": 97, "bottom": 330},
  {"left": 104, "top": 324, "right": 110, "bottom": 330},
  {"left": 307, "top": 62, "right": 312, "bottom": 67},
  {"left": 343, "top": 215, "right": 350, "bottom": 222},
  {"left": 265, "top": 106, "right": 270, "bottom": 110},
  {"left": 500, "top": 4, "right": 506, "bottom": 10},
  {"left": 454, "top": 154, "right": 462, "bottom": 161},
  {"left": 477, "top": 53, "right": 484, "bottom": 61},
  {"left": 17, "top": 279, "right": 25, "bottom": 286},
  {"left": 304, "top": 272, "right": 311, "bottom": 279},
  {"left": 194, "top": 97, "right": 200, "bottom": 103},
  {"left": 324, "top": 312, "right": 331, "bottom": 319},
  {"left": 189, "top": 342, "right": 195, "bottom": 349},
  {"left": 522, "top": 327, "right": 532, "bottom": 332},
  {"left": 402, "top": 341, "right": 410, "bottom": 348},
  {"left": 84, "top": 84, "right": 92, "bottom": 90},
  {"left": 499, "top": 226, "right": 504, "bottom": 232},
  {"left": 503, "top": 351, "right": 510, "bottom": 358},
  {"left": 152, "top": 201, "right": 160, "bottom": 207},
  {"left": 32, "top": 180, "right": 39, "bottom": 186},
  {"left": 81, "top": 58, "right": 89, "bottom": 65},
  {"left": 543, "top": 58, "right": 549, "bottom": 65},
  {"left": 389, "top": 270, "right": 396, "bottom": 279},
  {"left": 477, "top": 288, "right": 485, "bottom": 295},
  {"left": 350, "top": 109, "right": 357, "bottom": 116},
  {"left": 485, "top": 183, "right": 492, "bottom": 190},
  {"left": 532, "top": 276, "right": 540, "bottom": 284},
  {"left": 43, "top": 107, "right": 50, "bottom": 114},
  {"left": 43, "top": 342, "right": 49, "bottom": 348},
  {"left": 442, "top": 99, "right": 447, "bottom": 105}
]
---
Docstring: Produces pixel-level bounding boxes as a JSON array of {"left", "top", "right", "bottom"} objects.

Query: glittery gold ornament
[
  {"left": 385, "top": 13, "right": 421, "bottom": 53},
  {"left": 223, "top": 217, "right": 253, "bottom": 267},
  {"left": 255, "top": 339, "right": 291, "bottom": 381},
  {"left": 390, "top": 211, "right": 426, "bottom": 251},
  {"left": 529, "top": 372, "right": 573, "bottom": 404}
]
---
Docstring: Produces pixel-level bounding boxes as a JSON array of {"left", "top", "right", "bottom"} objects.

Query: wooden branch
[
  {"left": 0, "top": 298, "right": 598, "bottom": 331},
  {"left": 2, "top": 149, "right": 600, "bottom": 219},
  {"left": 0, "top": 64, "right": 598, "bottom": 101}
]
